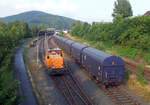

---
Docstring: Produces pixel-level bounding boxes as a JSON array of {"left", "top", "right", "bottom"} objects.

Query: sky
[{"left": 0, "top": 0, "right": 150, "bottom": 23}]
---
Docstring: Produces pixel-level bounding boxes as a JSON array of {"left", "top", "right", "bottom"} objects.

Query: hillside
[{"left": 1, "top": 11, "right": 76, "bottom": 29}]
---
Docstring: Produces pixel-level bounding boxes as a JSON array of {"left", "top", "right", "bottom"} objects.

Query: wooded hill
[{"left": 1, "top": 11, "right": 76, "bottom": 29}]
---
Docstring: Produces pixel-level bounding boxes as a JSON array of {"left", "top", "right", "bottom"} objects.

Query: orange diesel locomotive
[{"left": 45, "top": 48, "right": 66, "bottom": 75}]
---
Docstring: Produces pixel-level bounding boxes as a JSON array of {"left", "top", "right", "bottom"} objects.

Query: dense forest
[
  {"left": 1, "top": 11, "right": 76, "bottom": 29},
  {"left": 70, "top": 15, "right": 150, "bottom": 64},
  {"left": 0, "top": 20, "right": 38, "bottom": 105}
]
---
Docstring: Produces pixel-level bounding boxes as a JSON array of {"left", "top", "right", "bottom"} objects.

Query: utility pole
[
  {"left": 37, "top": 31, "right": 39, "bottom": 65},
  {"left": 45, "top": 32, "right": 49, "bottom": 49},
  {"left": 37, "top": 44, "right": 39, "bottom": 64}
]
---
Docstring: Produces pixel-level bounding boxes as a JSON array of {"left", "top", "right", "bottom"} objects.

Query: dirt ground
[{"left": 24, "top": 36, "right": 150, "bottom": 105}]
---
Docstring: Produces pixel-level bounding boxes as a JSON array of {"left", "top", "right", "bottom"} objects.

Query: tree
[
  {"left": 112, "top": 0, "right": 133, "bottom": 18},
  {"left": 30, "top": 25, "right": 39, "bottom": 37}
]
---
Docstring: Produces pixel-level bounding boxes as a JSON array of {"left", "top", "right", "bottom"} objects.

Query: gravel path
[{"left": 14, "top": 42, "right": 38, "bottom": 105}]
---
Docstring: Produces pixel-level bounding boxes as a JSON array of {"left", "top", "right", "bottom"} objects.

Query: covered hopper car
[{"left": 53, "top": 35, "right": 124, "bottom": 86}]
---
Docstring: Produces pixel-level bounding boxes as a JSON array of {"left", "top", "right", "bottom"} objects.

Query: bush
[
  {"left": 58, "top": 30, "right": 64, "bottom": 36},
  {"left": 70, "top": 15, "right": 150, "bottom": 64},
  {"left": 123, "top": 69, "right": 131, "bottom": 80},
  {"left": 0, "top": 20, "right": 31, "bottom": 105},
  {"left": 0, "top": 56, "right": 19, "bottom": 105},
  {"left": 140, "top": 51, "right": 150, "bottom": 65}
]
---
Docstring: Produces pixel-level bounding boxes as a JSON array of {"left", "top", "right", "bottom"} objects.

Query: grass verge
[{"left": 126, "top": 75, "right": 150, "bottom": 103}]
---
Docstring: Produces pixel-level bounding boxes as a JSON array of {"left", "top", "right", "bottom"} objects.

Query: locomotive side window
[{"left": 47, "top": 56, "right": 49, "bottom": 59}]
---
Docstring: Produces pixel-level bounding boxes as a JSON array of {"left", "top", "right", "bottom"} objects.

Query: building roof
[{"left": 144, "top": 11, "right": 150, "bottom": 16}]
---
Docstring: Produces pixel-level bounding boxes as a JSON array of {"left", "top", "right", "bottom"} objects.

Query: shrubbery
[
  {"left": 58, "top": 30, "right": 64, "bottom": 36},
  {"left": 0, "top": 20, "right": 33, "bottom": 105},
  {"left": 70, "top": 15, "right": 150, "bottom": 63}
]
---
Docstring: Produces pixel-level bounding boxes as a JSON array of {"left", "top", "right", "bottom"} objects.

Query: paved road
[{"left": 14, "top": 42, "right": 38, "bottom": 105}]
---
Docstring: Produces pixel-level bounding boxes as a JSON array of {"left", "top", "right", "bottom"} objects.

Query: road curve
[{"left": 14, "top": 41, "right": 38, "bottom": 105}]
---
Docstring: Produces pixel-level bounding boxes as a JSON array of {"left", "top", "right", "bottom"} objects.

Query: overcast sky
[{"left": 0, "top": 0, "right": 150, "bottom": 23}]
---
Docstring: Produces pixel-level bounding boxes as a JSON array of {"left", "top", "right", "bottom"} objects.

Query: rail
[{"left": 39, "top": 37, "right": 94, "bottom": 105}]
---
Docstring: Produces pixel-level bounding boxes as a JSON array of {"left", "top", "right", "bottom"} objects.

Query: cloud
[
  {"left": 0, "top": 0, "right": 113, "bottom": 22},
  {"left": 0, "top": 0, "right": 79, "bottom": 18},
  {"left": 13, "top": 0, "right": 78, "bottom": 16}
]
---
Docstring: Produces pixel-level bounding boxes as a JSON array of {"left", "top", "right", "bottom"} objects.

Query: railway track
[
  {"left": 39, "top": 37, "right": 46, "bottom": 65},
  {"left": 51, "top": 66, "right": 94, "bottom": 105},
  {"left": 49, "top": 36, "right": 141, "bottom": 105},
  {"left": 81, "top": 68, "right": 140, "bottom": 105},
  {"left": 39, "top": 36, "right": 94, "bottom": 105},
  {"left": 98, "top": 85, "right": 139, "bottom": 105},
  {"left": 38, "top": 36, "right": 143, "bottom": 105}
]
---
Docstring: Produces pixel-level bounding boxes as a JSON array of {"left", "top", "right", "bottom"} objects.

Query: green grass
[
  {"left": 70, "top": 35, "right": 150, "bottom": 65},
  {"left": 137, "top": 64, "right": 147, "bottom": 85},
  {"left": 117, "top": 46, "right": 138, "bottom": 59}
]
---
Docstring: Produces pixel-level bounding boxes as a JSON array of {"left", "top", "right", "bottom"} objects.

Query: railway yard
[
  {"left": 22, "top": 34, "right": 150, "bottom": 105},
  {"left": 1, "top": 1, "right": 150, "bottom": 105}
]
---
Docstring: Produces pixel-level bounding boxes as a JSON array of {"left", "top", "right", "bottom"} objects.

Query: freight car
[
  {"left": 53, "top": 35, "right": 124, "bottom": 86},
  {"left": 39, "top": 28, "right": 55, "bottom": 37},
  {"left": 38, "top": 30, "right": 45, "bottom": 36},
  {"left": 46, "top": 28, "right": 55, "bottom": 36}
]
